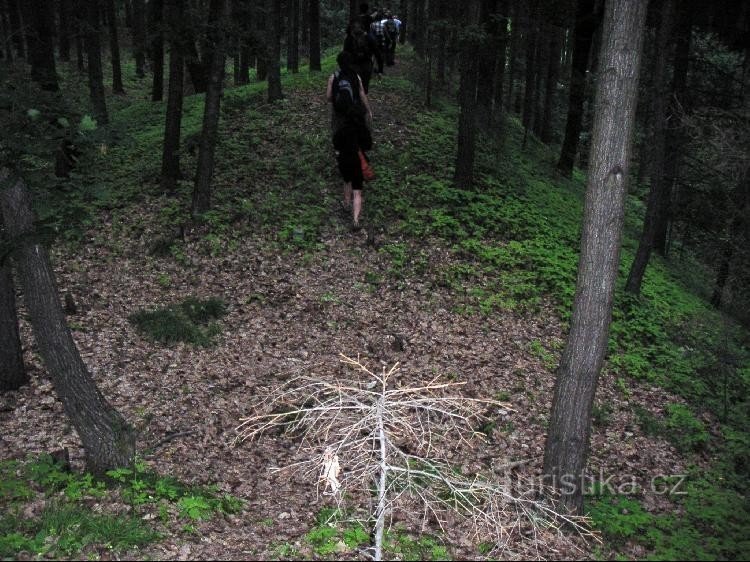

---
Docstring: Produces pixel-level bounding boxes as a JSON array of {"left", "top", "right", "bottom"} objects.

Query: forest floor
[{"left": 0, "top": 53, "right": 715, "bottom": 560}]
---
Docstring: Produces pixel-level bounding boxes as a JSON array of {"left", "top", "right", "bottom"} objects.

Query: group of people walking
[{"left": 326, "top": 4, "right": 402, "bottom": 231}]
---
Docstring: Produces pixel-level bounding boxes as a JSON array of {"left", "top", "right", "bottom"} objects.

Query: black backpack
[{"left": 332, "top": 71, "right": 359, "bottom": 115}]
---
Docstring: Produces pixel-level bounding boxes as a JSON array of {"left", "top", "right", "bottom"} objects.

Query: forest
[{"left": 0, "top": 0, "right": 749, "bottom": 560}]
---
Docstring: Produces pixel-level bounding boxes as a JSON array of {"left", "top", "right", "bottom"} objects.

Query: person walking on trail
[
  {"left": 383, "top": 11, "right": 399, "bottom": 66},
  {"left": 370, "top": 12, "right": 387, "bottom": 75},
  {"left": 326, "top": 51, "right": 373, "bottom": 231},
  {"left": 343, "top": 20, "right": 380, "bottom": 94}
]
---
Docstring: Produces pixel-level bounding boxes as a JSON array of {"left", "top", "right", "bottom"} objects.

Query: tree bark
[
  {"left": 453, "top": 1, "right": 481, "bottom": 189},
  {"left": 541, "top": 23, "right": 563, "bottom": 144},
  {"left": 266, "top": 0, "right": 282, "bottom": 102},
  {"left": 84, "top": 0, "right": 109, "bottom": 125},
  {"left": 0, "top": 214, "right": 27, "bottom": 392},
  {"left": 556, "top": 0, "right": 599, "bottom": 177},
  {"left": 192, "top": 0, "right": 226, "bottom": 217},
  {"left": 543, "top": 0, "right": 648, "bottom": 515},
  {"left": 506, "top": 0, "right": 522, "bottom": 113},
  {"left": 6, "top": 0, "right": 24, "bottom": 59},
  {"left": 521, "top": 1, "right": 539, "bottom": 135},
  {"left": 287, "top": 0, "right": 299, "bottom": 73},
  {"left": 711, "top": 173, "right": 749, "bottom": 308},
  {"left": 58, "top": 0, "right": 71, "bottom": 61},
  {"left": 491, "top": 0, "right": 510, "bottom": 124},
  {"left": 29, "top": 0, "right": 59, "bottom": 91},
  {"left": 308, "top": 0, "right": 320, "bottom": 71},
  {"left": 105, "top": 0, "right": 125, "bottom": 94},
  {"left": 148, "top": 0, "right": 165, "bottom": 101},
  {"left": 655, "top": 0, "right": 692, "bottom": 256},
  {"left": 0, "top": 170, "right": 135, "bottom": 474},
  {"left": 132, "top": 0, "right": 146, "bottom": 78},
  {"left": 161, "top": 0, "right": 185, "bottom": 192},
  {"left": 625, "top": 0, "right": 674, "bottom": 295}
]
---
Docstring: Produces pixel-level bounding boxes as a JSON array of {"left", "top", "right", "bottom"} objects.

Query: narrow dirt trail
[{"left": 0, "top": 50, "right": 691, "bottom": 561}]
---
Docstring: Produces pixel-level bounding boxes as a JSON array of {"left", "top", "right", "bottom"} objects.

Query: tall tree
[
  {"left": 160, "top": 0, "right": 185, "bottom": 192},
  {"left": 0, "top": 170, "right": 136, "bottom": 474},
  {"left": 521, "top": 0, "right": 539, "bottom": 135},
  {"left": 192, "top": 0, "right": 227, "bottom": 217},
  {"left": 308, "top": 0, "right": 320, "bottom": 71},
  {"left": 28, "top": 0, "right": 59, "bottom": 91},
  {"left": 132, "top": 0, "right": 146, "bottom": 78},
  {"left": 6, "top": 0, "right": 24, "bottom": 59},
  {"left": 541, "top": 21, "right": 563, "bottom": 144},
  {"left": 0, "top": 216, "right": 27, "bottom": 392},
  {"left": 453, "top": 0, "right": 481, "bottom": 189},
  {"left": 506, "top": 0, "right": 522, "bottom": 113},
  {"left": 542, "top": 0, "right": 648, "bottom": 515},
  {"left": 105, "top": 0, "right": 125, "bottom": 94},
  {"left": 149, "top": 0, "right": 165, "bottom": 101},
  {"left": 625, "top": 0, "right": 675, "bottom": 294},
  {"left": 266, "top": 0, "right": 282, "bottom": 101},
  {"left": 58, "top": 0, "right": 71, "bottom": 61},
  {"left": 655, "top": 0, "right": 692, "bottom": 256},
  {"left": 287, "top": 0, "right": 299, "bottom": 73},
  {"left": 556, "top": 0, "right": 600, "bottom": 177},
  {"left": 84, "top": 0, "right": 109, "bottom": 124}
]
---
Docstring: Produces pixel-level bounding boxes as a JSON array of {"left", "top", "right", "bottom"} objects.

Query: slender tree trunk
[
  {"left": 123, "top": 0, "right": 132, "bottom": 27},
  {"left": 29, "top": 0, "right": 59, "bottom": 91},
  {"left": 6, "top": 0, "right": 24, "bottom": 59},
  {"left": 655, "top": 0, "right": 692, "bottom": 256},
  {"left": 711, "top": 174, "right": 749, "bottom": 308},
  {"left": 625, "top": 0, "right": 674, "bottom": 294},
  {"left": 0, "top": 5, "right": 12, "bottom": 63},
  {"left": 266, "top": 0, "right": 282, "bottom": 101},
  {"left": 105, "top": 0, "right": 125, "bottom": 93},
  {"left": 192, "top": 0, "right": 226, "bottom": 217},
  {"left": 308, "top": 0, "right": 320, "bottom": 71},
  {"left": 453, "top": 1, "right": 480, "bottom": 189},
  {"left": 399, "top": 0, "right": 407, "bottom": 43},
  {"left": 58, "top": 0, "right": 71, "bottom": 61},
  {"left": 0, "top": 215, "right": 27, "bottom": 392},
  {"left": 476, "top": 0, "right": 498, "bottom": 129},
  {"left": 492, "top": 0, "right": 510, "bottom": 124},
  {"left": 556, "top": 0, "right": 599, "bottom": 177},
  {"left": 543, "top": 0, "right": 648, "bottom": 515},
  {"left": 348, "top": 0, "right": 356, "bottom": 23},
  {"left": 85, "top": 0, "right": 109, "bottom": 124},
  {"left": 521, "top": 2, "right": 539, "bottom": 135},
  {"left": 161, "top": 0, "right": 185, "bottom": 192},
  {"left": 541, "top": 24, "right": 563, "bottom": 144},
  {"left": 185, "top": 38, "right": 208, "bottom": 93},
  {"left": 149, "top": 0, "right": 165, "bottom": 101},
  {"left": 254, "top": 3, "right": 267, "bottom": 81},
  {"left": 287, "top": 0, "right": 299, "bottom": 73},
  {"left": 132, "top": 0, "right": 146, "bottom": 78},
  {"left": 0, "top": 171, "right": 136, "bottom": 475},
  {"left": 18, "top": 0, "right": 32, "bottom": 62}
]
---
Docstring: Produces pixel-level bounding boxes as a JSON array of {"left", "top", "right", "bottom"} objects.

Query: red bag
[{"left": 359, "top": 150, "right": 375, "bottom": 182}]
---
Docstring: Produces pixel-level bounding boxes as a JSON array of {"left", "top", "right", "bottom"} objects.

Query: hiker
[
  {"left": 383, "top": 11, "right": 399, "bottom": 66},
  {"left": 370, "top": 12, "right": 387, "bottom": 75},
  {"left": 326, "top": 51, "right": 373, "bottom": 231},
  {"left": 343, "top": 20, "right": 380, "bottom": 94}
]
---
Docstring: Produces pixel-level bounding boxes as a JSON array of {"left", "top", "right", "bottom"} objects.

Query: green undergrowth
[
  {"left": 0, "top": 454, "right": 242, "bottom": 560},
  {"left": 128, "top": 296, "right": 227, "bottom": 346}
]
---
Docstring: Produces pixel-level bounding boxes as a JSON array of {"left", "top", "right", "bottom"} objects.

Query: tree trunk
[
  {"left": 123, "top": 0, "right": 132, "bottom": 27},
  {"left": 543, "top": 0, "right": 648, "bottom": 515},
  {"left": 84, "top": 0, "right": 109, "bottom": 125},
  {"left": 521, "top": 2, "right": 539, "bottom": 135},
  {"left": 6, "top": 0, "right": 24, "bottom": 59},
  {"left": 266, "top": 0, "right": 282, "bottom": 101},
  {"left": 541, "top": 24, "right": 563, "bottom": 144},
  {"left": 0, "top": 170, "right": 135, "bottom": 474},
  {"left": 149, "top": 0, "right": 165, "bottom": 101},
  {"left": 58, "top": 0, "right": 71, "bottom": 61},
  {"left": 132, "top": 0, "right": 146, "bottom": 78},
  {"left": 453, "top": 1, "right": 480, "bottom": 189},
  {"left": 349, "top": 0, "right": 356, "bottom": 23},
  {"left": 192, "top": 0, "right": 226, "bottom": 217},
  {"left": 0, "top": 5, "right": 12, "bottom": 63},
  {"left": 161, "top": 0, "right": 185, "bottom": 192},
  {"left": 506, "top": 0, "right": 522, "bottom": 113},
  {"left": 308, "top": 0, "right": 320, "bottom": 71},
  {"left": 185, "top": 38, "right": 209, "bottom": 93},
  {"left": 476, "top": 0, "right": 498, "bottom": 129},
  {"left": 625, "top": 0, "right": 675, "bottom": 295},
  {"left": 254, "top": 3, "right": 267, "bottom": 81},
  {"left": 556, "top": 0, "right": 599, "bottom": 177},
  {"left": 0, "top": 215, "right": 27, "bottom": 392},
  {"left": 655, "top": 0, "right": 692, "bottom": 256},
  {"left": 105, "top": 0, "right": 125, "bottom": 94},
  {"left": 399, "top": 0, "right": 407, "bottom": 43},
  {"left": 287, "top": 0, "right": 299, "bottom": 73},
  {"left": 711, "top": 174, "right": 749, "bottom": 308},
  {"left": 29, "top": 0, "right": 59, "bottom": 91},
  {"left": 491, "top": 0, "right": 510, "bottom": 124}
]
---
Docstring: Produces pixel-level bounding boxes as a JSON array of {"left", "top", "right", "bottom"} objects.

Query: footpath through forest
[{"left": 1, "top": 50, "right": 712, "bottom": 560}]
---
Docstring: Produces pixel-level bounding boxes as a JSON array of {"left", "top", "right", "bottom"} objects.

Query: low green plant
[{"left": 128, "top": 296, "right": 227, "bottom": 346}]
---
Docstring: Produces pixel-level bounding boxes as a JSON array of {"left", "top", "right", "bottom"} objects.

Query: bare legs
[
  {"left": 343, "top": 181, "right": 352, "bottom": 208},
  {"left": 353, "top": 190, "right": 362, "bottom": 226}
]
